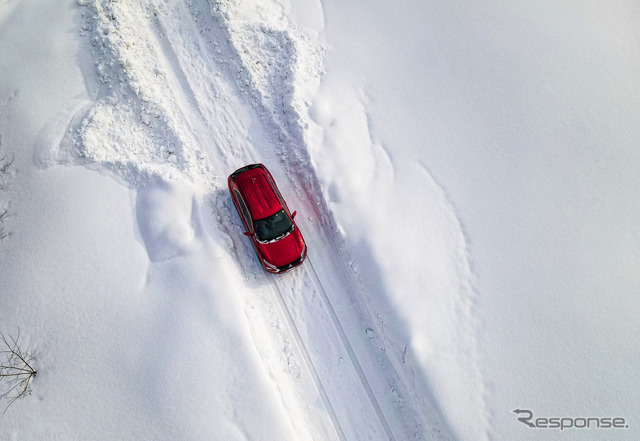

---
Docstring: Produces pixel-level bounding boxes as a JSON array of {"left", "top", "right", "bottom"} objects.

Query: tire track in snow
[
  {"left": 301, "top": 259, "right": 398, "bottom": 441},
  {"left": 148, "top": 12, "right": 232, "bottom": 173},
  {"left": 273, "top": 248, "right": 449, "bottom": 441},
  {"left": 267, "top": 277, "right": 348, "bottom": 441},
  {"left": 301, "top": 235, "right": 457, "bottom": 441},
  {"left": 149, "top": 3, "right": 259, "bottom": 174},
  {"left": 151, "top": 16, "right": 208, "bottom": 126},
  {"left": 271, "top": 265, "right": 396, "bottom": 441}
]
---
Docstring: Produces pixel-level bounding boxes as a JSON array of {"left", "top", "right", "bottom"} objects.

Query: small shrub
[
  {"left": 0, "top": 330, "right": 38, "bottom": 413},
  {"left": 0, "top": 152, "right": 13, "bottom": 175}
]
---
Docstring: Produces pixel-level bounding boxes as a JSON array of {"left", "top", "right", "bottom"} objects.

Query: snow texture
[{"left": 1, "top": 0, "right": 639, "bottom": 440}]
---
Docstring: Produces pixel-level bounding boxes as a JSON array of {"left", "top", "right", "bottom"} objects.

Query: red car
[{"left": 228, "top": 164, "right": 307, "bottom": 273}]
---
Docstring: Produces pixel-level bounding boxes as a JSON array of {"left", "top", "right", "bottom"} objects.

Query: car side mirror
[
  {"left": 292, "top": 210, "right": 297, "bottom": 219},
  {"left": 244, "top": 231, "right": 252, "bottom": 237}
]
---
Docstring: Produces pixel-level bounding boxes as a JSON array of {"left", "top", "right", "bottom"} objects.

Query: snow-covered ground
[{"left": 1, "top": 0, "right": 639, "bottom": 440}]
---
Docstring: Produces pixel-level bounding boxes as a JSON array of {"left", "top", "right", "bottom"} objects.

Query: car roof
[{"left": 235, "top": 167, "right": 282, "bottom": 220}]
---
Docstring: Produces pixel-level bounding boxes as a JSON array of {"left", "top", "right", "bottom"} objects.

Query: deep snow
[
  {"left": 313, "top": 0, "right": 640, "bottom": 439},
  {"left": 1, "top": 0, "right": 639, "bottom": 440}
]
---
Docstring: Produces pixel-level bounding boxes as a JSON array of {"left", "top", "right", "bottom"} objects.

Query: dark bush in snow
[{"left": 0, "top": 330, "right": 38, "bottom": 413}]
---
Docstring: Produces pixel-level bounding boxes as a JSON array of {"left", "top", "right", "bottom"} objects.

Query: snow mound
[
  {"left": 226, "top": 21, "right": 324, "bottom": 130},
  {"left": 136, "top": 177, "right": 198, "bottom": 262},
  {"left": 46, "top": 0, "right": 215, "bottom": 189}
]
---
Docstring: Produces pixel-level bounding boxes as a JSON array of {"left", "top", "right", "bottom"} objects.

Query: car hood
[{"left": 256, "top": 228, "right": 304, "bottom": 268}]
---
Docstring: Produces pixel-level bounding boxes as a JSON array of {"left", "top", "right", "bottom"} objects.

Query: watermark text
[{"left": 512, "top": 409, "right": 629, "bottom": 431}]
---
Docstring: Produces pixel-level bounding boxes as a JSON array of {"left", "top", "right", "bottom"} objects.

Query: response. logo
[{"left": 512, "top": 408, "right": 629, "bottom": 430}]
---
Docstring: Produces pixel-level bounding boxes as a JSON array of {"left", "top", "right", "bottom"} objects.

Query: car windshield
[{"left": 254, "top": 209, "right": 293, "bottom": 242}]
